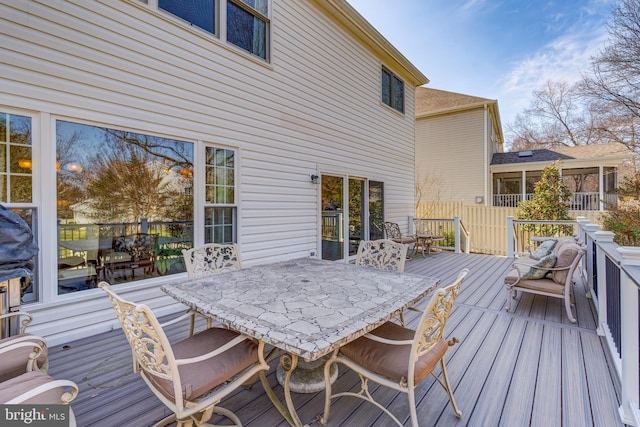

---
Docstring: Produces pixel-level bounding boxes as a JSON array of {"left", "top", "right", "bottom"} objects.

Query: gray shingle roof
[{"left": 491, "top": 143, "right": 630, "bottom": 165}]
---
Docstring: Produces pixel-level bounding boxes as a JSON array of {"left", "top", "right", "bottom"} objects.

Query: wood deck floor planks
[
  {"left": 531, "top": 325, "right": 562, "bottom": 426},
  {"left": 562, "top": 327, "right": 593, "bottom": 427},
  {"left": 466, "top": 316, "right": 529, "bottom": 427},
  {"left": 43, "top": 251, "right": 623, "bottom": 427}
]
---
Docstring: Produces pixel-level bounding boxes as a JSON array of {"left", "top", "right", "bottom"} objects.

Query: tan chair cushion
[
  {"left": 552, "top": 237, "right": 577, "bottom": 256},
  {"left": 0, "top": 334, "right": 48, "bottom": 383},
  {"left": 512, "top": 277, "right": 564, "bottom": 295},
  {"left": 0, "top": 371, "right": 66, "bottom": 404},
  {"left": 391, "top": 237, "right": 417, "bottom": 245},
  {"left": 340, "top": 321, "right": 448, "bottom": 384},
  {"left": 145, "top": 327, "right": 258, "bottom": 402},
  {"left": 552, "top": 243, "right": 581, "bottom": 285}
]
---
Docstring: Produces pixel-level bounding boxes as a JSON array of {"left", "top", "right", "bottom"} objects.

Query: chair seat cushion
[
  {"left": 0, "top": 334, "right": 48, "bottom": 383},
  {"left": 145, "top": 327, "right": 258, "bottom": 402},
  {"left": 0, "top": 371, "right": 66, "bottom": 404},
  {"left": 391, "top": 237, "right": 417, "bottom": 245},
  {"left": 340, "top": 321, "right": 448, "bottom": 384},
  {"left": 511, "top": 277, "right": 565, "bottom": 295}
]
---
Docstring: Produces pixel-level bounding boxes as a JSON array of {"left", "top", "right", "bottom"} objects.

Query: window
[
  {"left": 0, "top": 112, "right": 32, "bottom": 203},
  {"left": 227, "top": 0, "right": 269, "bottom": 59},
  {"left": 1, "top": 112, "right": 38, "bottom": 303},
  {"left": 157, "top": 0, "right": 270, "bottom": 61},
  {"left": 381, "top": 67, "right": 404, "bottom": 113},
  {"left": 159, "top": 0, "right": 215, "bottom": 34},
  {"left": 204, "top": 146, "right": 236, "bottom": 243},
  {"left": 56, "top": 121, "right": 194, "bottom": 293}
]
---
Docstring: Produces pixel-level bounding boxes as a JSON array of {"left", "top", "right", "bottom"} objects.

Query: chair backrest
[
  {"left": 355, "top": 239, "right": 408, "bottom": 272},
  {"left": 383, "top": 222, "right": 403, "bottom": 240},
  {"left": 182, "top": 243, "right": 242, "bottom": 278},
  {"left": 98, "top": 282, "right": 182, "bottom": 403},
  {"left": 412, "top": 269, "right": 469, "bottom": 360}
]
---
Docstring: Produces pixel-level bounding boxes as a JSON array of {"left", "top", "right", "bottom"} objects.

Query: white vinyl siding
[
  {"left": 416, "top": 109, "right": 486, "bottom": 206},
  {"left": 0, "top": 0, "right": 418, "bottom": 344}
]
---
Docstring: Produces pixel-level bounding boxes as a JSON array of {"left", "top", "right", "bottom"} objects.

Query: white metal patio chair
[
  {"left": 0, "top": 311, "right": 48, "bottom": 382},
  {"left": 0, "top": 337, "right": 78, "bottom": 426},
  {"left": 182, "top": 243, "right": 243, "bottom": 334},
  {"left": 322, "top": 269, "right": 469, "bottom": 427},
  {"left": 99, "top": 282, "right": 270, "bottom": 427},
  {"left": 355, "top": 239, "right": 408, "bottom": 272},
  {"left": 355, "top": 239, "right": 411, "bottom": 325},
  {"left": 182, "top": 243, "right": 242, "bottom": 278}
]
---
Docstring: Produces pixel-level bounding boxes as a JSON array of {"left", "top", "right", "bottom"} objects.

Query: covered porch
[{"left": 46, "top": 251, "right": 621, "bottom": 426}]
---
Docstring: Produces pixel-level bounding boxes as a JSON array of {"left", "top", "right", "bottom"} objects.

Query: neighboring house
[
  {"left": 415, "top": 87, "right": 504, "bottom": 207},
  {"left": 0, "top": 0, "right": 428, "bottom": 344},
  {"left": 415, "top": 87, "right": 631, "bottom": 212},
  {"left": 491, "top": 143, "right": 632, "bottom": 210}
]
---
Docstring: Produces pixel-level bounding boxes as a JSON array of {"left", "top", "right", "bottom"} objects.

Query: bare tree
[
  {"left": 579, "top": 0, "right": 640, "bottom": 151},
  {"left": 506, "top": 0, "right": 640, "bottom": 152}
]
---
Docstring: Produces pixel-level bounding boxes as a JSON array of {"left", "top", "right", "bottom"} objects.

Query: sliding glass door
[{"left": 320, "top": 175, "right": 383, "bottom": 261}]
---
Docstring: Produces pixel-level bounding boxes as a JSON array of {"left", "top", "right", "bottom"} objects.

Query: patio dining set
[{"left": 1, "top": 221, "right": 588, "bottom": 426}]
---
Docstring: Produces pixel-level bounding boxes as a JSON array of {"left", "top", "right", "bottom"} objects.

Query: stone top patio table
[{"left": 161, "top": 256, "right": 440, "bottom": 426}]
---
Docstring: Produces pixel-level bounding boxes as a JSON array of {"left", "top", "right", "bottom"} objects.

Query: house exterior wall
[
  {"left": 1, "top": 0, "right": 420, "bottom": 344},
  {"left": 416, "top": 108, "right": 488, "bottom": 206}
]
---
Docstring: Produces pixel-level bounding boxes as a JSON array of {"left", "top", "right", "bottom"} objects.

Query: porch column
[
  {"left": 521, "top": 170, "right": 526, "bottom": 202},
  {"left": 599, "top": 165, "right": 605, "bottom": 211},
  {"left": 617, "top": 247, "right": 640, "bottom": 426}
]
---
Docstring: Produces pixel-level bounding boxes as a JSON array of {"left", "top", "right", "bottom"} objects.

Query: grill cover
[{"left": 0, "top": 205, "right": 38, "bottom": 282}]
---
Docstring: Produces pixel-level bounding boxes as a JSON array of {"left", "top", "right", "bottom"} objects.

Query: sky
[{"left": 346, "top": 0, "right": 616, "bottom": 134}]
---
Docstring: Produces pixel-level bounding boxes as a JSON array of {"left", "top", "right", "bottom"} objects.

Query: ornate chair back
[
  {"left": 182, "top": 243, "right": 242, "bottom": 278},
  {"left": 99, "top": 282, "right": 268, "bottom": 425},
  {"left": 355, "top": 239, "right": 407, "bottom": 272}
]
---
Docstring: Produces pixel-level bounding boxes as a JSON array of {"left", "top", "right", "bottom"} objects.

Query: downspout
[{"left": 484, "top": 105, "right": 488, "bottom": 206}]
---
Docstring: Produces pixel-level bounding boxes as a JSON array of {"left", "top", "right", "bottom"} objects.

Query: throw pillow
[
  {"left": 530, "top": 239, "right": 557, "bottom": 260},
  {"left": 552, "top": 244, "right": 580, "bottom": 285},
  {"left": 522, "top": 254, "right": 556, "bottom": 280}
]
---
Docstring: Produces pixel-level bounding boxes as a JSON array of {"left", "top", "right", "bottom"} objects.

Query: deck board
[{"left": 45, "top": 252, "right": 623, "bottom": 427}]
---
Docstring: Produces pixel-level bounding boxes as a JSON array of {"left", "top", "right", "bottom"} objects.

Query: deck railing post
[
  {"left": 617, "top": 247, "right": 640, "bottom": 426},
  {"left": 583, "top": 223, "right": 600, "bottom": 297},
  {"left": 454, "top": 216, "right": 461, "bottom": 253},
  {"left": 507, "top": 216, "right": 515, "bottom": 258},
  {"left": 595, "top": 231, "right": 615, "bottom": 337}
]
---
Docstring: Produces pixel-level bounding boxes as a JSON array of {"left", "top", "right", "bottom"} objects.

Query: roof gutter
[{"left": 311, "top": 0, "right": 429, "bottom": 86}]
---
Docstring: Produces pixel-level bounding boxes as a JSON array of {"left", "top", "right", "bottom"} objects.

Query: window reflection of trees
[{"left": 56, "top": 122, "right": 194, "bottom": 226}]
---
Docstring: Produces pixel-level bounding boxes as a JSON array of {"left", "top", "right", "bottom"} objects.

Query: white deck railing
[
  {"left": 410, "top": 216, "right": 470, "bottom": 253},
  {"left": 507, "top": 215, "right": 640, "bottom": 426}
]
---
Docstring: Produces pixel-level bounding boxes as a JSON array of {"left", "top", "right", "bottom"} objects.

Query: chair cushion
[
  {"left": 391, "top": 237, "right": 417, "bottom": 245},
  {"left": 552, "top": 243, "right": 581, "bottom": 285},
  {"left": 522, "top": 254, "right": 556, "bottom": 280},
  {"left": 513, "top": 277, "right": 565, "bottom": 295},
  {"left": 0, "top": 334, "right": 48, "bottom": 383},
  {"left": 0, "top": 371, "right": 66, "bottom": 404},
  {"left": 552, "top": 237, "right": 577, "bottom": 256},
  {"left": 145, "top": 327, "right": 258, "bottom": 402},
  {"left": 340, "top": 321, "right": 448, "bottom": 384},
  {"left": 530, "top": 239, "right": 557, "bottom": 260}
]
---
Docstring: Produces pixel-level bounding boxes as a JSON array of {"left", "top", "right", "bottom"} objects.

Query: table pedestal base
[{"left": 276, "top": 356, "right": 338, "bottom": 393}]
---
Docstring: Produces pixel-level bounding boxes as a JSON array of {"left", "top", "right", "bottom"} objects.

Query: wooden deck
[{"left": 47, "top": 252, "right": 623, "bottom": 426}]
